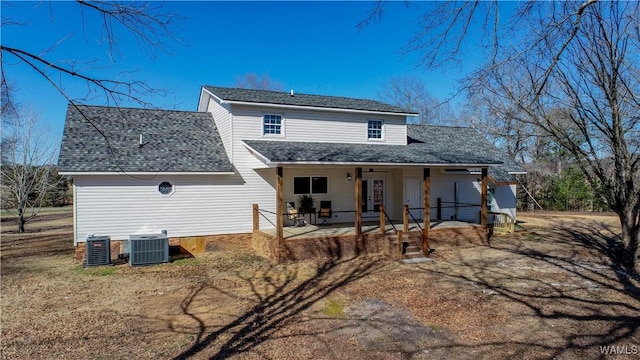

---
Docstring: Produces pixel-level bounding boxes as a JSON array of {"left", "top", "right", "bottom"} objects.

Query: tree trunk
[
  {"left": 620, "top": 211, "right": 639, "bottom": 271},
  {"left": 18, "top": 206, "right": 25, "bottom": 234}
]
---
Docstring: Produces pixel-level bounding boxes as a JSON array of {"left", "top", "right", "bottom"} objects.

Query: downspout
[{"left": 72, "top": 183, "right": 77, "bottom": 246}]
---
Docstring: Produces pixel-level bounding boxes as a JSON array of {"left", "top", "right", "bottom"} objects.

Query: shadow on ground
[
  {"left": 170, "top": 257, "right": 384, "bottom": 359},
  {"left": 415, "top": 220, "right": 640, "bottom": 358}
]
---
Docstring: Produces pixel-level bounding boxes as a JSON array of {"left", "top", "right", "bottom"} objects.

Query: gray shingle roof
[
  {"left": 408, "top": 124, "right": 526, "bottom": 183},
  {"left": 58, "top": 105, "right": 234, "bottom": 173},
  {"left": 203, "top": 86, "right": 415, "bottom": 114},
  {"left": 242, "top": 124, "right": 525, "bottom": 183},
  {"left": 243, "top": 140, "right": 503, "bottom": 166}
]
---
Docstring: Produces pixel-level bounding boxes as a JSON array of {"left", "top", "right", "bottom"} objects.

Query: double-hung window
[
  {"left": 263, "top": 114, "right": 282, "bottom": 135},
  {"left": 367, "top": 119, "right": 383, "bottom": 140}
]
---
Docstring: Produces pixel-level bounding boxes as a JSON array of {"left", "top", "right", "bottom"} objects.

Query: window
[
  {"left": 293, "top": 177, "right": 310, "bottom": 194},
  {"left": 311, "top": 176, "right": 328, "bottom": 194},
  {"left": 368, "top": 119, "right": 383, "bottom": 139},
  {"left": 293, "top": 176, "right": 328, "bottom": 195},
  {"left": 158, "top": 181, "right": 174, "bottom": 195},
  {"left": 263, "top": 114, "right": 282, "bottom": 135}
]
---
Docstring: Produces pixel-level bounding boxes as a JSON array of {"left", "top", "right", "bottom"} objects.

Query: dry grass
[{"left": 1, "top": 209, "right": 639, "bottom": 359}]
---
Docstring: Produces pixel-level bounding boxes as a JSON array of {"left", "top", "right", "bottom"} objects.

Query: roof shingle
[
  {"left": 242, "top": 124, "right": 525, "bottom": 183},
  {"left": 408, "top": 124, "right": 526, "bottom": 182},
  {"left": 58, "top": 105, "right": 234, "bottom": 173},
  {"left": 203, "top": 86, "right": 415, "bottom": 114}
]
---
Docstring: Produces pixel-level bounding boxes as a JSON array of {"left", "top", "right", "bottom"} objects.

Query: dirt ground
[{"left": 1, "top": 209, "right": 639, "bottom": 359}]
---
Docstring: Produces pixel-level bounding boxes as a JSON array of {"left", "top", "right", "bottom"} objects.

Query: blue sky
[{"left": 3, "top": 1, "right": 488, "bottom": 154}]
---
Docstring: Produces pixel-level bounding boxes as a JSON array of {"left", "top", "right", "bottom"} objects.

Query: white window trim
[
  {"left": 262, "top": 113, "right": 285, "bottom": 137},
  {"left": 366, "top": 119, "right": 385, "bottom": 142}
]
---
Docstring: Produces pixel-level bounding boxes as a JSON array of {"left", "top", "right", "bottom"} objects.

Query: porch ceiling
[{"left": 243, "top": 140, "right": 503, "bottom": 167}]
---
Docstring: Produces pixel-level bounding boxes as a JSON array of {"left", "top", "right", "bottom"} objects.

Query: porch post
[
  {"left": 403, "top": 205, "right": 409, "bottom": 233},
  {"left": 379, "top": 205, "right": 386, "bottom": 236},
  {"left": 355, "top": 167, "right": 362, "bottom": 237},
  {"left": 423, "top": 168, "right": 431, "bottom": 255},
  {"left": 253, "top": 204, "right": 259, "bottom": 231},
  {"left": 481, "top": 167, "right": 488, "bottom": 227},
  {"left": 276, "top": 166, "right": 284, "bottom": 243}
]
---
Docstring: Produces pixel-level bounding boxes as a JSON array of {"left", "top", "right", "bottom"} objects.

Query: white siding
[
  {"left": 207, "top": 96, "right": 233, "bottom": 161},
  {"left": 491, "top": 184, "right": 517, "bottom": 219},
  {"left": 281, "top": 167, "right": 400, "bottom": 224},
  {"left": 403, "top": 169, "right": 483, "bottom": 222},
  {"left": 283, "top": 167, "right": 354, "bottom": 223},
  {"left": 73, "top": 173, "right": 272, "bottom": 243},
  {"left": 181, "top": 99, "right": 411, "bottom": 240},
  {"left": 72, "top": 95, "right": 519, "bottom": 243},
  {"left": 230, "top": 105, "right": 407, "bottom": 146}
]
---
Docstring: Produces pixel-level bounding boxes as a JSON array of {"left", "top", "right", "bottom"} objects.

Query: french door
[{"left": 361, "top": 178, "right": 385, "bottom": 217}]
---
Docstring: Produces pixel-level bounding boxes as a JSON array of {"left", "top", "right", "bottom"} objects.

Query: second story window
[
  {"left": 263, "top": 114, "right": 282, "bottom": 135},
  {"left": 368, "top": 119, "right": 383, "bottom": 139}
]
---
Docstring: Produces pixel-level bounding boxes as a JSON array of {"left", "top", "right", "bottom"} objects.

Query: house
[{"left": 58, "top": 86, "right": 525, "bottom": 261}]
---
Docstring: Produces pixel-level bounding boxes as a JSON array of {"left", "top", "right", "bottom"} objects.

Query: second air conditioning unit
[{"left": 128, "top": 233, "right": 169, "bottom": 266}]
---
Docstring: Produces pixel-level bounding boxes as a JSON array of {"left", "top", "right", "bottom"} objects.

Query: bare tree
[
  {"left": 235, "top": 73, "right": 283, "bottom": 91},
  {"left": 372, "top": 1, "right": 640, "bottom": 268},
  {"left": 378, "top": 75, "right": 458, "bottom": 125},
  {"left": 1, "top": 108, "right": 60, "bottom": 233},
  {"left": 1, "top": 1, "right": 178, "bottom": 121}
]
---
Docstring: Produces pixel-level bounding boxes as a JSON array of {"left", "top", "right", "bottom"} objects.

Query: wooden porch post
[
  {"left": 481, "top": 167, "right": 488, "bottom": 227},
  {"left": 253, "top": 204, "right": 259, "bottom": 231},
  {"left": 379, "top": 204, "right": 386, "bottom": 236},
  {"left": 354, "top": 168, "right": 364, "bottom": 255},
  {"left": 423, "top": 168, "right": 431, "bottom": 255},
  {"left": 276, "top": 166, "right": 284, "bottom": 243},
  {"left": 355, "top": 167, "right": 362, "bottom": 237},
  {"left": 403, "top": 205, "right": 409, "bottom": 233}
]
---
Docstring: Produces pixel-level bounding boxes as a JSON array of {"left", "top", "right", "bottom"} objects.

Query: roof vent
[{"left": 290, "top": 89, "right": 294, "bottom": 97}]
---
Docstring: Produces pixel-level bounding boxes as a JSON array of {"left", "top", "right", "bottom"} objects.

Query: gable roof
[
  {"left": 203, "top": 86, "right": 417, "bottom": 115},
  {"left": 58, "top": 105, "right": 234, "bottom": 174},
  {"left": 407, "top": 124, "right": 526, "bottom": 183}
]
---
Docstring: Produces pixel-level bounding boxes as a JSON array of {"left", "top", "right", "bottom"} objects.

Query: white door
[
  {"left": 361, "top": 178, "right": 385, "bottom": 218},
  {"left": 405, "top": 178, "right": 422, "bottom": 220}
]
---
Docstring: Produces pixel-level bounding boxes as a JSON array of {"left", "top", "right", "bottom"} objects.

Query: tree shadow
[
  {"left": 170, "top": 256, "right": 384, "bottom": 359},
  {"left": 413, "top": 221, "right": 640, "bottom": 358}
]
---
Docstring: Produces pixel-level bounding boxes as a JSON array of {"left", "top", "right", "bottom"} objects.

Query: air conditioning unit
[
  {"left": 85, "top": 235, "right": 111, "bottom": 267},
  {"left": 128, "top": 234, "right": 169, "bottom": 266}
]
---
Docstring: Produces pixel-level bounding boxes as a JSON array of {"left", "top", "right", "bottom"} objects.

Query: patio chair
[
  {"left": 317, "top": 201, "right": 332, "bottom": 226},
  {"left": 287, "top": 202, "right": 307, "bottom": 227}
]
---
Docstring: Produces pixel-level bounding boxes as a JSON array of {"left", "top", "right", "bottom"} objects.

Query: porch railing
[
  {"left": 404, "top": 206, "right": 425, "bottom": 233},
  {"left": 489, "top": 211, "right": 516, "bottom": 234},
  {"left": 437, "top": 199, "right": 482, "bottom": 221},
  {"left": 380, "top": 205, "right": 398, "bottom": 235}
]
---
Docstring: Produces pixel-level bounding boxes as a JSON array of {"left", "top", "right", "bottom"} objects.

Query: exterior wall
[
  {"left": 200, "top": 97, "right": 411, "bottom": 235},
  {"left": 403, "top": 169, "right": 483, "bottom": 222},
  {"left": 207, "top": 97, "right": 233, "bottom": 161},
  {"left": 229, "top": 104, "right": 408, "bottom": 151},
  {"left": 279, "top": 166, "right": 400, "bottom": 225},
  {"left": 491, "top": 184, "right": 517, "bottom": 219},
  {"left": 73, "top": 174, "right": 265, "bottom": 244}
]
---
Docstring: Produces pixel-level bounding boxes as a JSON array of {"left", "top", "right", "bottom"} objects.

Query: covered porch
[{"left": 251, "top": 165, "right": 491, "bottom": 261}]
